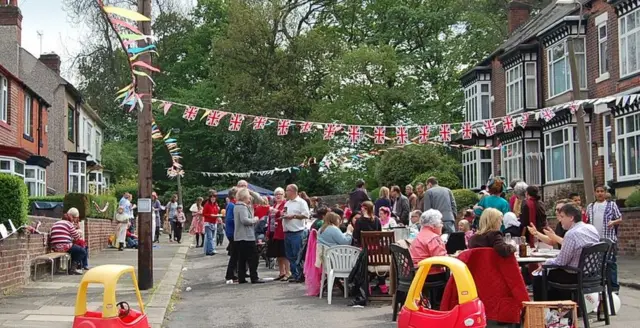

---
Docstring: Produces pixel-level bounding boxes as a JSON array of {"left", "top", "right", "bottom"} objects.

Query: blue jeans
[
  {"left": 68, "top": 244, "right": 87, "bottom": 268},
  {"left": 204, "top": 222, "right": 217, "bottom": 255},
  {"left": 82, "top": 246, "right": 89, "bottom": 268},
  {"left": 608, "top": 244, "right": 619, "bottom": 290},
  {"left": 284, "top": 231, "right": 303, "bottom": 280}
]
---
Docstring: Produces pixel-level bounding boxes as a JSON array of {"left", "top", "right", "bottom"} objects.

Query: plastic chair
[
  {"left": 390, "top": 244, "right": 415, "bottom": 321},
  {"left": 319, "top": 245, "right": 361, "bottom": 304},
  {"left": 542, "top": 242, "right": 610, "bottom": 328},
  {"left": 598, "top": 238, "right": 616, "bottom": 317}
]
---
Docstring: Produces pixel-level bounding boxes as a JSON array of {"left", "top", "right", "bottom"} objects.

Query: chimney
[
  {"left": 0, "top": 0, "right": 22, "bottom": 45},
  {"left": 39, "top": 53, "right": 61, "bottom": 74},
  {"left": 508, "top": 1, "right": 532, "bottom": 34}
]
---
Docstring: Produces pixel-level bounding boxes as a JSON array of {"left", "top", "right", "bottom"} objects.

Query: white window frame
[
  {"left": 462, "top": 149, "right": 493, "bottom": 190},
  {"left": 24, "top": 94, "right": 32, "bottom": 136},
  {"left": 0, "top": 74, "right": 7, "bottom": 123},
  {"left": 524, "top": 139, "right": 542, "bottom": 185},
  {"left": 544, "top": 125, "right": 591, "bottom": 183},
  {"left": 502, "top": 141, "right": 523, "bottom": 184},
  {"left": 85, "top": 121, "right": 93, "bottom": 155},
  {"left": 547, "top": 37, "right": 587, "bottom": 99},
  {"left": 596, "top": 13, "right": 609, "bottom": 82},
  {"left": 95, "top": 131, "right": 102, "bottom": 161},
  {"left": 464, "top": 82, "right": 491, "bottom": 122},
  {"left": 25, "top": 165, "right": 46, "bottom": 197},
  {"left": 88, "top": 171, "right": 105, "bottom": 195},
  {"left": 0, "top": 156, "right": 25, "bottom": 179},
  {"left": 68, "top": 159, "right": 87, "bottom": 193},
  {"left": 615, "top": 112, "right": 640, "bottom": 181},
  {"left": 619, "top": 9, "right": 640, "bottom": 78},
  {"left": 506, "top": 65, "right": 523, "bottom": 114},
  {"left": 525, "top": 62, "right": 537, "bottom": 109}
]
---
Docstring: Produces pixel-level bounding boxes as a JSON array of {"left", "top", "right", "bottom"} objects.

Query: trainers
[{"left": 251, "top": 279, "right": 266, "bottom": 284}]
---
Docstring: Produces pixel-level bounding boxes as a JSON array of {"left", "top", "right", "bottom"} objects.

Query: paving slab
[
  {"left": 18, "top": 306, "right": 75, "bottom": 316},
  {"left": 22, "top": 315, "right": 74, "bottom": 322}
]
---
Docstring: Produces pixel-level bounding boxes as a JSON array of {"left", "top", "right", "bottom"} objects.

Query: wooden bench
[{"left": 32, "top": 252, "right": 71, "bottom": 281}]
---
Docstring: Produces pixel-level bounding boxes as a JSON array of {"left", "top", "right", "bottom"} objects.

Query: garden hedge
[
  {"left": 63, "top": 193, "right": 90, "bottom": 220},
  {"left": 115, "top": 182, "right": 138, "bottom": 201},
  {"left": 0, "top": 173, "right": 29, "bottom": 227},
  {"left": 625, "top": 189, "right": 640, "bottom": 208},
  {"left": 89, "top": 194, "right": 118, "bottom": 219},
  {"left": 452, "top": 189, "right": 479, "bottom": 212},
  {"left": 412, "top": 171, "right": 461, "bottom": 190}
]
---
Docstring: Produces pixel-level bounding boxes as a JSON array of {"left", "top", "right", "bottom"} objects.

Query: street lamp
[{"left": 555, "top": 0, "right": 595, "bottom": 203}]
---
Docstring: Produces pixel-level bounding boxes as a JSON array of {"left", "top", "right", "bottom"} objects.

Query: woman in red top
[
  {"left": 202, "top": 190, "right": 221, "bottom": 256},
  {"left": 267, "top": 187, "right": 289, "bottom": 280}
]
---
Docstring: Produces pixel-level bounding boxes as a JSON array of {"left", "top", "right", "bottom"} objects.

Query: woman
[
  {"left": 502, "top": 212, "right": 521, "bottom": 237},
  {"left": 520, "top": 185, "right": 547, "bottom": 247},
  {"left": 311, "top": 206, "right": 329, "bottom": 231},
  {"left": 529, "top": 199, "right": 570, "bottom": 248},
  {"left": 115, "top": 206, "right": 129, "bottom": 251},
  {"left": 203, "top": 191, "right": 221, "bottom": 256},
  {"left": 299, "top": 191, "right": 312, "bottom": 208},
  {"left": 375, "top": 187, "right": 392, "bottom": 217},
  {"left": 378, "top": 206, "right": 398, "bottom": 229},
  {"left": 152, "top": 192, "right": 163, "bottom": 243},
  {"left": 267, "top": 187, "right": 289, "bottom": 280},
  {"left": 468, "top": 208, "right": 516, "bottom": 258},
  {"left": 474, "top": 177, "right": 510, "bottom": 217},
  {"left": 234, "top": 189, "right": 265, "bottom": 284},
  {"left": 49, "top": 211, "right": 86, "bottom": 275},
  {"left": 353, "top": 202, "right": 382, "bottom": 247},
  {"left": 511, "top": 181, "right": 528, "bottom": 218},
  {"left": 318, "top": 212, "right": 354, "bottom": 247},
  {"left": 166, "top": 194, "right": 179, "bottom": 242},
  {"left": 190, "top": 197, "right": 205, "bottom": 248}
]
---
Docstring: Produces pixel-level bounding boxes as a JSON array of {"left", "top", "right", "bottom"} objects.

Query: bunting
[
  {"left": 503, "top": 115, "right": 515, "bottom": 133},
  {"left": 206, "top": 110, "right": 226, "bottom": 127},
  {"left": 374, "top": 127, "right": 386, "bottom": 144},
  {"left": 418, "top": 125, "right": 430, "bottom": 144},
  {"left": 228, "top": 114, "right": 245, "bottom": 131},
  {"left": 396, "top": 126, "right": 408, "bottom": 144},
  {"left": 461, "top": 122, "right": 473, "bottom": 140},
  {"left": 439, "top": 124, "right": 451, "bottom": 142},
  {"left": 151, "top": 118, "right": 184, "bottom": 178},
  {"left": 300, "top": 121, "right": 313, "bottom": 133},
  {"left": 323, "top": 124, "right": 341, "bottom": 140},
  {"left": 277, "top": 119, "right": 291, "bottom": 136},
  {"left": 348, "top": 125, "right": 362, "bottom": 145},
  {"left": 483, "top": 119, "right": 496, "bottom": 137},
  {"left": 183, "top": 106, "right": 198, "bottom": 121},
  {"left": 253, "top": 116, "right": 268, "bottom": 130}
]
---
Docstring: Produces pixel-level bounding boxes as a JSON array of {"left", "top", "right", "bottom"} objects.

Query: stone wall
[
  {"left": 316, "top": 194, "right": 349, "bottom": 208},
  {"left": 0, "top": 216, "right": 116, "bottom": 293}
]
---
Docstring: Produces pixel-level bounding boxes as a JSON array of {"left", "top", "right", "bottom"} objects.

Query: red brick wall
[
  {"left": 618, "top": 208, "right": 640, "bottom": 255},
  {"left": 0, "top": 216, "right": 116, "bottom": 293},
  {"left": 0, "top": 77, "right": 21, "bottom": 146}
]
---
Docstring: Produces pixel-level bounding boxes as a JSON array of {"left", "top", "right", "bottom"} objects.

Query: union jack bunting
[
  {"left": 347, "top": 125, "right": 362, "bottom": 144},
  {"left": 183, "top": 106, "right": 198, "bottom": 121},
  {"left": 395, "top": 126, "right": 408, "bottom": 144},
  {"left": 461, "top": 122, "right": 473, "bottom": 140},
  {"left": 502, "top": 115, "right": 515, "bottom": 133},
  {"left": 541, "top": 108, "right": 555, "bottom": 122},
  {"left": 374, "top": 126, "right": 386, "bottom": 144},
  {"left": 418, "top": 125, "right": 430, "bottom": 144},
  {"left": 205, "top": 110, "right": 226, "bottom": 127},
  {"left": 439, "top": 124, "right": 451, "bottom": 142},
  {"left": 300, "top": 121, "right": 313, "bottom": 133},
  {"left": 483, "top": 119, "right": 496, "bottom": 136},
  {"left": 277, "top": 119, "right": 291, "bottom": 136},
  {"left": 228, "top": 114, "right": 244, "bottom": 131},
  {"left": 252, "top": 116, "right": 268, "bottom": 130},
  {"left": 569, "top": 102, "right": 579, "bottom": 114},
  {"left": 519, "top": 112, "right": 530, "bottom": 128},
  {"left": 323, "top": 124, "right": 340, "bottom": 140}
]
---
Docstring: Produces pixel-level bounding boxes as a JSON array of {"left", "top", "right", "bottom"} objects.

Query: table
[{"left": 516, "top": 256, "right": 550, "bottom": 264}]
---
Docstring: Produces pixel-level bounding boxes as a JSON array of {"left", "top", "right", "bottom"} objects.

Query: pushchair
[{"left": 255, "top": 218, "right": 274, "bottom": 269}]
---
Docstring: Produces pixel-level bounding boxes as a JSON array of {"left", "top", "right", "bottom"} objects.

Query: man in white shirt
[{"left": 283, "top": 184, "right": 310, "bottom": 283}]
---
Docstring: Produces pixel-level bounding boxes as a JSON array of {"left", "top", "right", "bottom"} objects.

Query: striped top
[{"left": 50, "top": 220, "right": 81, "bottom": 247}]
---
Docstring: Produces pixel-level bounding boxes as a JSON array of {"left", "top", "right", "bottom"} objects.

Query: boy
[{"left": 216, "top": 222, "right": 225, "bottom": 246}]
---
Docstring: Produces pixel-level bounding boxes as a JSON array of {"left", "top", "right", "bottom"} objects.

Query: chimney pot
[
  {"left": 508, "top": 1, "right": 532, "bottom": 34},
  {"left": 39, "top": 53, "right": 61, "bottom": 75}
]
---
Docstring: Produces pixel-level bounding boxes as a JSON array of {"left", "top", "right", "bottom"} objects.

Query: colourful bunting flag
[
  {"left": 461, "top": 122, "right": 473, "bottom": 140},
  {"left": 228, "top": 114, "right": 245, "bottom": 131},
  {"left": 206, "top": 110, "right": 226, "bottom": 127},
  {"left": 541, "top": 108, "right": 555, "bottom": 122},
  {"left": 503, "top": 115, "right": 515, "bottom": 133},
  {"left": 374, "top": 127, "right": 386, "bottom": 144},
  {"left": 277, "top": 119, "right": 291, "bottom": 136},
  {"left": 396, "top": 126, "right": 408, "bottom": 144},
  {"left": 418, "top": 125, "right": 430, "bottom": 144},
  {"left": 300, "top": 122, "right": 313, "bottom": 133},
  {"left": 483, "top": 119, "right": 496, "bottom": 136},
  {"left": 440, "top": 124, "right": 451, "bottom": 142},
  {"left": 183, "top": 106, "right": 198, "bottom": 121},
  {"left": 253, "top": 116, "right": 268, "bottom": 130},
  {"left": 348, "top": 125, "right": 362, "bottom": 144},
  {"left": 323, "top": 124, "right": 340, "bottom": 140},
  {"left": 519, "top": 112, "right": 530, "bottom": 128}
]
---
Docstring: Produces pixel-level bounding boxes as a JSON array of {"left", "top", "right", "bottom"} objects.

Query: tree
[
  {"left": 100, "top": 140, "right": 137, "bottom": 183},
  {"left": 374, "top": 145, "right": 461, "bottom": 187}
]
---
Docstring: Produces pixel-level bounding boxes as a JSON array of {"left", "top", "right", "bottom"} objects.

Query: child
[
  {"left": 175, "top": 205, "right": 186, "bottom": 243},
  {"left": 457, "top": 219, "right": 473, "bottom": 247},
  {"left": 216, "top": 222, "right": 225, "bottom": 246},
  {"left": 115, "top": 206, "right": 129, "bottom": 251}
]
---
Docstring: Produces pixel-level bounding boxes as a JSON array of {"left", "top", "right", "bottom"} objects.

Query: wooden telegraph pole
[{"left": 137, "top": 0, "right": 153, "bottom": 290}]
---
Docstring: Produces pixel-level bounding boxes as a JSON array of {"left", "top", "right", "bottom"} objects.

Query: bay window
[
  {"left": 616, "top": 113, "right": 640, "bottom": 180},
  {"left": 548, "top": 38, "right": 586, "bottom": 98},
  {"left": 68, "top": 160, "right": 86, "bottom": 193},
  {"left": 619, "top": 9, "right": 640, "bottom": 77},
  {"left": 544, "top": 126, "right": 590, "bottom": 183},
  {"left": 464, "top": 82, "right": 491, "bottom": 122},
  {"left": 524, "top": 139, "right": 542, "bottom": 186},
  {"left": 0, "top": 157, "right": 25, "bottom": 179},
  {"left": 89, "top": 171, "right": 105, "bottom": 195},
  {"left": 502, "top": 142, "right": 522, "bottom": 184},
  {"left": 25, "top": 166, "right": 46, "bottom": 197},
  {"left": 462, "top": 149, "right": 493, "bottom": 189},
  {"left": 506, "top": 66, "right": 523, "bottom": 114}
]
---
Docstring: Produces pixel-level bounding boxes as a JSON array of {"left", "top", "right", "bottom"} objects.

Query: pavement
[
  {"left": 166, "top": 249, "right": 640, "bottom": 328},
  {"left": 617, "top": 256, "right": 640, "bottom": 289},
  {"left": 0, "top": 236, "right": 190, "bottom": 328}
]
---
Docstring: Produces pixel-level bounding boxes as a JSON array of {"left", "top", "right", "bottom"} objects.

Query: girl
[
  {"left": 352, "top": 202, "right": 382, "bottom": 247},
  {"left": 190, "top": 197, "right": 205, "bottom": 247},
  {"left": 174, "top": 205, "right": 186, "bottom": 243},
  {"left": 115, "top": 206, "right": 129, "bottom": 251}
]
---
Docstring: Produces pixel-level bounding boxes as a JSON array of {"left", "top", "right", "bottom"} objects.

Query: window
[
  {"left": 85, "top": 121, "right": 93, "bottom": 154},
  {"left": 68, "top": 107, "right": 75, "bottom": 142},
  {"left": 502, "top": 141, "right": 522, "bottom": 184},
  {"left": 616, "top": 113, "right": 640, "bottom": 180},
  {"left": 1, "top": 75, "right": 7, "bottom": 122},
  {"left": 464, "top": 82, "right": 491, "bottom": 122},
  {"left": 598, "top": 22, "right": 609, "bottom": 77},
  {"left": 0, "top": 157, "right": 25, "bottom": 179},
  {"left": 619, "top": 9, "right": 640, "bottom": 77},
  {"left": 68, "top": 160, "right": 86, "bottom": 193},
  {"left": 89, "top": 171, "right": 104, "bottom": 195},
  {"left": 547, "top": 38, "right": 586, "bottom": 98},
  {"left": 24, "top": 94, "right": 32, "bottom": 136},
  {"left": 506, "top": 65, "right": 523, "bottom": 113},
  {"left": 544, "top": 126, "right": 590, "bottom": 183},
  {"left": 95, "top": 131, "right": 102, "bottom": 161},
  {"left": 462, "top": 149, "right": 493, "bottom": 189},
  {"left": 525, "top": 139, "right": 542, "bottom": 185},
  {"left": 525, "top": 62, "right": 537, "bottom": 109},
  {"left": 25, "top": 166, "right": 46, "bottom": 197}
]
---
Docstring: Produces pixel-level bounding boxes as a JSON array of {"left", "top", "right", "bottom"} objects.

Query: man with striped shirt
[{"left": 50, "top": 208, "right": 86, "bottom": 275}]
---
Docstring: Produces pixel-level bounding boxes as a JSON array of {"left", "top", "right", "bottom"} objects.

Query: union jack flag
[
  {"left": 300, "top": 121, "right": 313, "bottom": 133},
  {"left": 205, "top": 110, "right": 226, "bottom": 127},
  {"left": 323, "top": 124, "right": 340, "bottom": 140},
  {"left": 252, "top": 116, "right": 267, "bottom": 130},
  {"left": 277, "top": 119, "right": 291, "bottom": 136},
  {"left": 348, "top": 125, "right": 362, "bottom": 144},
  {"left": 228, "top": 114, "right": 244, "bottom": 131},
  {"left": 569, "top": 102, "right": 579, "bottom": 114},
  {"left": 418, "top": 125, "right": 430, "bottom": 144},
  {"left": 541, "top": 108, "right": 555, "bottom": 122},
  {"left": 519, "top": 112, "right": 530, "bottom": 128},
  {"left": 483, "top": 119, "right": 496, "bottom": 136},
  {"left": 374, "top": 126, "right": 386, "bottom": 144},
  {"left": 182, "top": 106, "right": 198, "bottom": 121},
  {"left": 461, "top": 122, "right": 473, "bottom": 140},
  {"left": 395, "top": 126, "right": 408, "bottom": 144},
  {"left": 439, "top": 124, "right": 451, "bottom": 142},
  {"left": 503, "top": 115, "right": 515, "bottom": 133}
]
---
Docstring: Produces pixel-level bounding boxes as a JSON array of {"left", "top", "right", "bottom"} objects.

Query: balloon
[
  {"left": 584, "top": 293, "right": 600, "bottom": 314},
  {"left": 606, "top": 293, "right": 622, "bottom": 315}
]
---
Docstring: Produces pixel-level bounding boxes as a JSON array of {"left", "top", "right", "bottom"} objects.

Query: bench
[{"left": 32, "top": 252, "right": 71, "bottom": 281}]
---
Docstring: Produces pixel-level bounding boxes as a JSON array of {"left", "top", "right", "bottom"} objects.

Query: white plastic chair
[{"left": 319, "top": 245, "right": 361, "bottom": 304}]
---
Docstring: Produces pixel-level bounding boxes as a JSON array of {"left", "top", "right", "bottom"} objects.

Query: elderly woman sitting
[
  {"left": 409, "top": 209, "right": 447, "bottom": 268},
  {"left": 50, "top": 208, "right": 87, "bottom": 274}
]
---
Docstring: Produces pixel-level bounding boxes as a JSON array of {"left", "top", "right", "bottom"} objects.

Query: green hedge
[
  {"left": 0, "top": 173, "right": 29, "bottom": 227},
  {"left": 369, "top": 187, "right": 381, "bottom": 201},
  {"left": 115, "top": 183, "right": 138, "bottom": 201},
  {"left": 89, "top": 194, "right": 118, "bottom": 219},
  {"left": 28, "top": 195, "right": 64, "bottom": 210},
  {"left": 625, "top": 189, "right": 640, "bottom": 208},
  {"left": 63, "top": 193, "right": 90, "bottom": 220},
  {"left": 452, "top": 189, "right": 479, "bottom": 212},
  {"left": 413, "top": 171, "right": 461, "bottom": 190}
]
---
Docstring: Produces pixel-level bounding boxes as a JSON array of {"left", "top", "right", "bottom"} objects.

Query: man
[
  {"left": 415, "top": 183, "right": 425, "bottom": 212},
  {"left": 237, "top": 180, "right": 266, "bottom": 206},
  {"left": 348, "top": 179, "right": 370, "bottom": 212},
  {"left": 390, "top": 185, "right": 410, "bottom": 225},
  {"left": 423, "top": 177, "right": 457, "bottom": 234},
  {"left": 224, "top": 188, "right": 239, "bottom": 282},
  {"left": 283, "top": 184, "right": 310, "bottom": 283},
  {"left": 532, "top": 203, "right": 599, "bottom": 301},
  {"left": 406, "top": 184, "right": 417, "bottom": 211}
]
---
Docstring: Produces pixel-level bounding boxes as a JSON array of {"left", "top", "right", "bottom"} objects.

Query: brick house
[
  {"left": 0, "top": 0, "right": 107, "bottom": 195},
  {"left": 460, "top": 0, "right": 640, "bottom": 200}
]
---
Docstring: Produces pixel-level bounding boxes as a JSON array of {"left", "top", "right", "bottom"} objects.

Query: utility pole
[
  {"left": 568, "top": 38, "right": 595, "bottom": 204},
  {"left": 137, "top": 0, "right": 153, "bottom": 290},
  {"left": 177, "top": 174, "right": 183, "bottom": 206}
]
